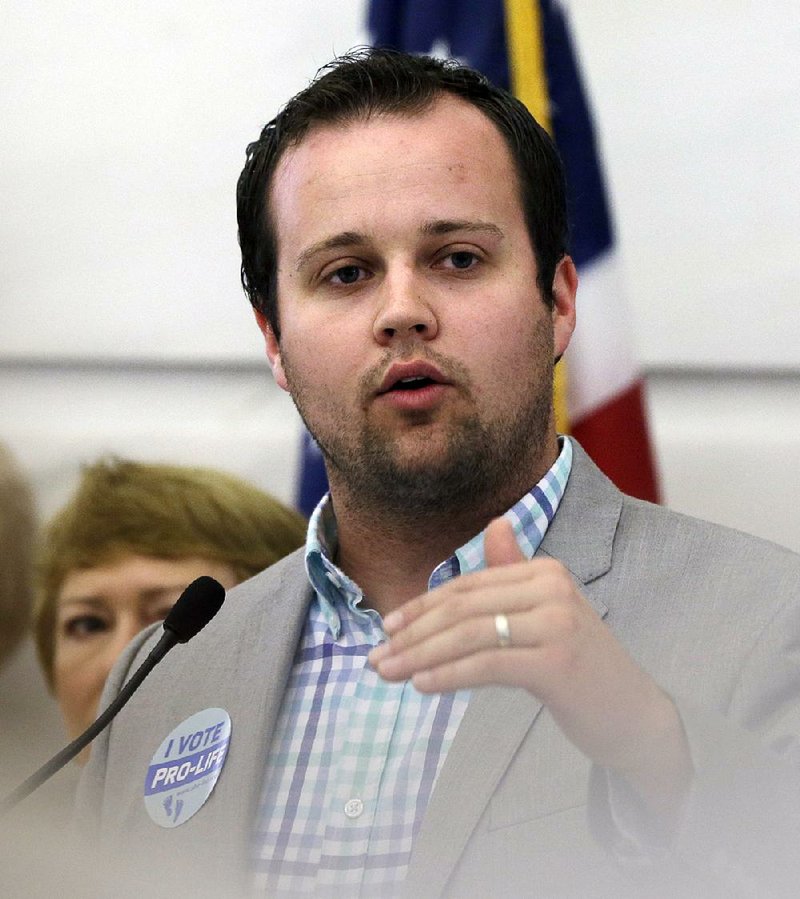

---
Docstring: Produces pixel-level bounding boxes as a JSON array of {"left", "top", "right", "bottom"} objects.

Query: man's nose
[{"left": 372, "top": 269, "right": 439, "bottom": 345}]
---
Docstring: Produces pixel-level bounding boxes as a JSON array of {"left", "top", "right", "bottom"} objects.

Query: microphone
[{"left": 1, "top": 575, "right": 225, "bottom": 814}]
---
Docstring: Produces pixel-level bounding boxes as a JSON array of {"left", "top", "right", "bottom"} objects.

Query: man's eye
[
  {"left": 329, "top": 265, "right": 365, "bottom": 285},
  {"left": 445, "top": 251, "right": 479, "bottom": 270},
  {"left": 63, "top": 615, "right": 108, "bottom": 639}
]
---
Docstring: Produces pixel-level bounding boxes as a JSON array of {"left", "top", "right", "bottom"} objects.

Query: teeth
[{"left": 388, "top": 375, "right": 432, "bottom": 392}]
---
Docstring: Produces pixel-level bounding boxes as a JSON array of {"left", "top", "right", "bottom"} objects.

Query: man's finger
[{"left": 484, "top": 517, "right": 525, "bottom": 568}]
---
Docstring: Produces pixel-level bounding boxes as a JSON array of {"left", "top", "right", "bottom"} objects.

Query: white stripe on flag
[{"left": 565, "top": 250, "right": 640, "bottom": 420}]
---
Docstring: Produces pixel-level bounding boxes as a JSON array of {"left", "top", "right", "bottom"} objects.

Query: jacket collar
[{"left": 537, "top": 440, "right": 622, "bottom": 589}]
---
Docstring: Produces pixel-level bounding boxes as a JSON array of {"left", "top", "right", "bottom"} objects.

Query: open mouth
[
  {"left": 378, "top": 361, "right": 448, "bottom": 396},
  {"left": 386, "top": 376, "right": 437, "bottom": 392}
]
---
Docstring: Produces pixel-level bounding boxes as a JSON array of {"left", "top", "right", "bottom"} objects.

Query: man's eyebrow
[
  {"left": 293, "top": 221, "right": 504, "bottom": 272},
  {"left": 420, "top": 220, "right": 505, "bottom": 239},
  {"left": 295, "top": 231, "right": 366, "bottom": 272}
]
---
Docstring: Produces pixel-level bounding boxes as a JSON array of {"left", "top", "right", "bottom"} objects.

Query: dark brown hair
[{"left": 237, "top": 47, "right": 569, "bottom": 339}]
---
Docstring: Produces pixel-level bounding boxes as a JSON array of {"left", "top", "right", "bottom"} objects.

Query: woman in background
[{"left": 33, "top": 458, "right": 306, "bottom": 756}]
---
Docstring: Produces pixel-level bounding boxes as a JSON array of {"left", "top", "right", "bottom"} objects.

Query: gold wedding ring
[{"left": 494, "top": 613, "right": 512, "bottom": 648}]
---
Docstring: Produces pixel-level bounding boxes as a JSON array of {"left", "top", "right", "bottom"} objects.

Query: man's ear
[
  {"left": 253, "top": 308, "right": 289, "bottom": 392},
  {"left": 551, "top": 255, "right": 578, "bottom": 360}
]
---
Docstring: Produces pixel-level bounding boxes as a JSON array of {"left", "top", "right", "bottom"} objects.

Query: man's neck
[
  {"left": 321, "top": 431, "right": 562, "bottom": 618},
  {"left": 328, "top": 468, "right": 553, "bottom": 617},
  {"left": 333, "top": 509, "right": 483, "bottom": 618}
]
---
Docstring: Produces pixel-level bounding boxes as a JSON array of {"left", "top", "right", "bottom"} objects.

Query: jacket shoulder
[{"left": 618, "top": 492, "right": 800, "bottom": 574}]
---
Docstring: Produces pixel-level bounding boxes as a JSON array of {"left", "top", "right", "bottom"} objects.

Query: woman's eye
[
  {"left": 63, "top": 615, "right": 108, "bottom": 639},
  {"left": 329, "top": 265, "right": 365, "bottom": 285}
]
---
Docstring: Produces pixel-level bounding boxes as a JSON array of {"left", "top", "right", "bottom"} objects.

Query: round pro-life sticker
[{"left": 143, "top": 707, "right": 231, "bottom": 828}]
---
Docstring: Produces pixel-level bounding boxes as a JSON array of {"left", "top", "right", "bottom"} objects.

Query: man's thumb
[{"left": 484, "top": 517, "right": 525, "bottom": 567}]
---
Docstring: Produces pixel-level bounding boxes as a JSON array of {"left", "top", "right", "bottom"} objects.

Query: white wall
[
  {"left": 568, "top": 0, "right": 800, "bottom": 371},
  {"left": 2, "top": 1, "right": 799, "bottom": 551}
]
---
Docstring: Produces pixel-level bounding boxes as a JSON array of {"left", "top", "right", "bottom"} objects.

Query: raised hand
[{"left": 369, "top": 517, "right": 693, "bottom": 816}]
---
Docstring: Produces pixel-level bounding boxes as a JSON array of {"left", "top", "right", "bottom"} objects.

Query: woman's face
[{"left": 53, "top": 554, "right": 239, "bottom": 756}]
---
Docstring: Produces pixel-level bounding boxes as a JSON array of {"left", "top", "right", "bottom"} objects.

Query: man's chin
[{"left": 378, "top": 437, "right": 458, "bottom": 476}]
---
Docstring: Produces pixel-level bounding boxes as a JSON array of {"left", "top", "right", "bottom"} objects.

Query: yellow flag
[{"left": 504, "top": 0, "right": 569, "bottom": 434}]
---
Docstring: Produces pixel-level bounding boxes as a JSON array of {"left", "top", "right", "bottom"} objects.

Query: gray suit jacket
[{"left": 75, "top": 444, "right": 800, "bottom": 897}]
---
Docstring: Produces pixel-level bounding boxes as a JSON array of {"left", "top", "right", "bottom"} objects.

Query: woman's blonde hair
[{"left": 34, "top": 458, "right": 306, "bottom": 687}]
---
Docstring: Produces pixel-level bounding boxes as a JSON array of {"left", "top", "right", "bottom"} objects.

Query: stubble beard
[{"left": 282, "top": 322, "right": 555, "bottom": 528}]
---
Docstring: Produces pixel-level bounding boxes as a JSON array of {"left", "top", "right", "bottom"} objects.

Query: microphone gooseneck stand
[{"left": 0, "top": 575, "right": 226, "bottom": 816}]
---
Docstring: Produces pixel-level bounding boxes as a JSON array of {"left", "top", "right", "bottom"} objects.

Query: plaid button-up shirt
[{"left": 251, "top": 438, "right": 573, "bottom": 896}]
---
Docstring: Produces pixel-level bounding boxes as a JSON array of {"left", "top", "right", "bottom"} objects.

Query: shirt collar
[{"left": 304, "top": 436, "right": 573, "bottom": 636}]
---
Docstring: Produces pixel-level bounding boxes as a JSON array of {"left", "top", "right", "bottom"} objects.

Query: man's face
[{"left": 258, "top": 95, "right": 576, "bottom": 517}]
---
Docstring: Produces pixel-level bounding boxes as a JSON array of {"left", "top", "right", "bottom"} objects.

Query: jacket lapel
[
  {"left": 403, "top": 441, "right": 622, "bottom": 897},
  {"left": 538, "top": 441, "right": 624, "bottom": 599},
  {"left": 214, "top": 552, "right": 313, "bottom": 872},
  {"left": 402, "top": 685, "right": 544, "bottom": 898}
]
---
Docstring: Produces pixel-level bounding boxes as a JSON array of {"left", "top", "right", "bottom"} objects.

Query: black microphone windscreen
[{"left": 163, "top": 576, "right": 225, "bottom": 643}]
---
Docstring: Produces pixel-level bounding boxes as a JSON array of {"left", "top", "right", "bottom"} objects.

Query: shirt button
[{"left": 344, "top": 798, "right": 364, "bottom": 819}]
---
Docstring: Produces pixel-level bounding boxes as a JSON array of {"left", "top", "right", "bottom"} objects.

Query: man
[{"left": 77, "top": 50, "right": 800, "bottom": 897}]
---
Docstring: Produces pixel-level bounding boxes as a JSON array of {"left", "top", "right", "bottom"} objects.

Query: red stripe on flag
[{"left": 570, "top": 380, "right": 661, "bottom": 503}]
